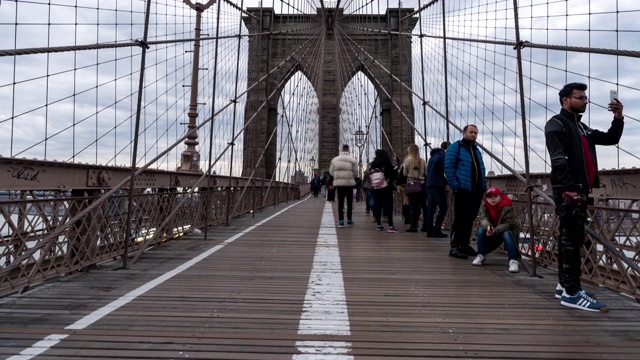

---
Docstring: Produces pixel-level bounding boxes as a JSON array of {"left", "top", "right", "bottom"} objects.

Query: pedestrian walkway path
[{"left": 1, "top": 196, "right": 639, "bottom": 359}]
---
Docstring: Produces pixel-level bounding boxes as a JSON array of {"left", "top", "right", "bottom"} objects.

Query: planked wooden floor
[{"left": 1, "top": 195, "right": 639, "bottom": 359}]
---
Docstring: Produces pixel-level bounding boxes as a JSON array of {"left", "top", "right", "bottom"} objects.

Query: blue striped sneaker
[
  {"left": 347, "top": 220, "right": 354, "bottom": 226},
  {"left": 555, "top": 283, "right": 596, "bottom": 299},
  {"left": 560, "top": 290, "right": 608, "bottom": 313},
  {"left": 338, "top": 221, "right": 344, "bottom": 228}
]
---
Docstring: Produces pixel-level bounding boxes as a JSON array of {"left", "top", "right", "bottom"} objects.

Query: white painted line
[
  {"left": 294, "top": 341, "right": 354, "bottom": 359},
  {"left": 8, "top": 199, "right": 307, "bottom": 360},
  {"left": 294, "top": 202, "right": 352, "bottom": 359},
  {"left": 7, "top": 334, "right": 69, "bottom": 360}
]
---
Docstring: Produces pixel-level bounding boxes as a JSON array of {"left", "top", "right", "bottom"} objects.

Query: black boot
[{"left": 402, "top": 204, "right": 412, "bottom": 225}]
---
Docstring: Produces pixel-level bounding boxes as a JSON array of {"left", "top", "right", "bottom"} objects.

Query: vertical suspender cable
[
  {"left": 123, "top": 0, "right": 153, "bottom": 269},
  {"left": 511, "top": 0, "right": 537, "bottom": 276},
  {"left": 226, "top": 0, "right": 247, "bottom": 215},
  {"left": 206, "top": 0, "right": 223, "bottom": 235},
  {"left": 417, "top": 0, "right": 429, "bottom": 159},
  {"left": 441, "top": 0, "right": 451, "bottom": 143}
]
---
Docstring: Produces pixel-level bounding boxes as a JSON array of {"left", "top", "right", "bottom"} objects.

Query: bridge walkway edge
[{"left": 0, "top": 195, "right": 639, "bottom": 359}]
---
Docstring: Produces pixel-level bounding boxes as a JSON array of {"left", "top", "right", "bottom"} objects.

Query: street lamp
[
  {"left": 354, "top": 129, "right": 366, "bottom": 177},
  {"left": 178, "top": 0, "right": 217, "bottom": 173},
  {"left": 309, "top": 156, "right": 316, "bottom": 176}
]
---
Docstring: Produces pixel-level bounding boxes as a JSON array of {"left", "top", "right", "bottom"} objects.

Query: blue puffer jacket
[
  {"left": 444, "top": 140, "right": 487, "bottom": 192},
  {"left": 426, "top": 148, "right": 447, "bottom": 188}
]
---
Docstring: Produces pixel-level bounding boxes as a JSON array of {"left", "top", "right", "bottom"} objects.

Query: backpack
[{"left": 370, "top": 168, "right": 388, "bottom": 189}]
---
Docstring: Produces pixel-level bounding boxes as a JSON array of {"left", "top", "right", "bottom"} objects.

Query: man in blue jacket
[
  {"left": 444, "top": 125, "right": 487, "bottom": 259},
  {"left": 425, "top": 141, "right": 450, "bottom": 237}
]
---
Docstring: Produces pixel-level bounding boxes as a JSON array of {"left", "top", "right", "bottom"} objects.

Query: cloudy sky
[{"left": 0, "top": 0, "right": 638, "bottom": 179}]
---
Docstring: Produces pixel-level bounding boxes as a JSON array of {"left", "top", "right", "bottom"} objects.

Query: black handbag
[{"left": 405, "top": 181, "right": 423, "bottom": 194}]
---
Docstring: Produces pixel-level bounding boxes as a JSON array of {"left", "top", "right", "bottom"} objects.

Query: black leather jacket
[{"left": 544, "top": 108, "right": 624, "bottom": 195}]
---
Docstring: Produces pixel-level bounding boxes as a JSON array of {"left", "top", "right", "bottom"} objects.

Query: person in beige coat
[
  {"left": 402, "top": 144, "right": 427, "bottom": 232},
  {"left": 329, "top": 144, "right": 358, "bottom": 227}
]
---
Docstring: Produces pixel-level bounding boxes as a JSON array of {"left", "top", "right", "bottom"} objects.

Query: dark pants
[
  {"left": 407, "top": 190, "right": 427, "bottom": 230},
  {"left": 364, "top": 189, "right": 373, "bottom": 212},
  {"left": 336, "top": 186, "right": 354, "bottom": 221},
  {"left": 425, "top": 187, "right": 448, "bottom": 234},
  {"left": 555, "top": 194, "right": 588, "bottom": 295},
  {"left": 372, "top": 187, "right": 394, "bottom": 227},
  {"left": 450, "top": 189, "right": 483, "bottom": 248},
  {"left": 327, "top": 187, "right": 335, "bottom": 202}
]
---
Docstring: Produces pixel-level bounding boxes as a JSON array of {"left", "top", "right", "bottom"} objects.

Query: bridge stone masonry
[{"left": 242, "top": 8, "right": 417, "bottom": 177}]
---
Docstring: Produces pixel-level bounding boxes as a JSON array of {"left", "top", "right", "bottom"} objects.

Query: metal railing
[
  {"left": 0, "top": 180, "right": 304, "bottom": 297},
  {"left": 392, "top": 186, "right": 640, "bottom": 300}
]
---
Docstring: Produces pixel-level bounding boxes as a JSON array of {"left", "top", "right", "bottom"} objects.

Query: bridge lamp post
[
  {"left": 178, "top": 0, "right": 216, "bottom": 173},
  {"left": 354, "top": 129, "right": 366, "bottom": 177},
  {"left": 309, "top": 156, "right": 316, "bottom": 177}
]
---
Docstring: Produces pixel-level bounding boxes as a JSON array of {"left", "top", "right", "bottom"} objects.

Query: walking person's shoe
[
  {"left": 472, "top": 254, "right": 485, "bottom": 266},
  {"left": 376, "top": 225, "right": 384, "bottom": 231},
  {"left": 428, "top": 232, "right": 448, "bottom": 238},
  {"left": 338, "top": 220, "right": 344, "bottom": 228},
  {"left": 554, "top": 284, "right": 596, "bottom": 299},
  {"left": 402, "top": 204, "right": 412, "bottom": 225},
  {"left": 405, "top": 227, "right": 418, "bottom": 233},
  {"left": 508, "top": 259, "right": 519, "bottom": 273},
  {"left": 387, "top": 226, "right": 398, "bottom": 233},
  {"left": 560, "top": 290, "right": 609, "bottom": 313},
  {"left": 449, "top": 246, "right": 468, "bottom": 259},
  {"left": 347, "top": 220, "right": 354, "bottom": 226},
  {"left": 460, "top": 245, "right": 478, "bottom": 256},
  {"left": 420, "top": 227, "right": 428, "bottom": 232}
]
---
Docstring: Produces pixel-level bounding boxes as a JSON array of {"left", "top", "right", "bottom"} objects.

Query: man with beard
[
  {"left": 444, "top": 125, "right": 487, "bottom": 259},
  {"left": 545, "top": 82, "right": 624, "bottom": 312}
]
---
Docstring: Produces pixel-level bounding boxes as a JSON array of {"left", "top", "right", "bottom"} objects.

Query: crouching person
[{"left": 472, "top": 187, "right": 520, "bottom": 273}]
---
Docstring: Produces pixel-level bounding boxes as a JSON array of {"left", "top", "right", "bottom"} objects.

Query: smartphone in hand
[{"left": 610, "top": 89, "right": 619, "bottom": 102}]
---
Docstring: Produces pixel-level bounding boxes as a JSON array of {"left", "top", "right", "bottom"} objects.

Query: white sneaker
[
  {"left": 472, "top": 254, "right": 485, "bottom": 266},
  {"left": 509, "top": 259, "right": 519, "bottom": 273}
]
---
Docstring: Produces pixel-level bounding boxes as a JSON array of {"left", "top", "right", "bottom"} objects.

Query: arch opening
[
  {"left": 339, "top": 71, "right": 381, "bottom": 176},
  {"left": 275, "top": 71, "right": 319, "bottom": 183}
]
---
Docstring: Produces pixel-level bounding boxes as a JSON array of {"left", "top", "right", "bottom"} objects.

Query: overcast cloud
[{"left": 0, "top": 0, "right": 638, "bottom": 179}]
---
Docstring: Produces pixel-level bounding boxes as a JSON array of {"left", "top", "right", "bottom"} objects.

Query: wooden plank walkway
[{"left": 1, "top": 195, "right": 639, "bottom": 359}]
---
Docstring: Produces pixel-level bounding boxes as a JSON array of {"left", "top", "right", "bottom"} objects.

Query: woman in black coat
[{"left": 368, "top": 149, "right": 398, "bottom": 232}]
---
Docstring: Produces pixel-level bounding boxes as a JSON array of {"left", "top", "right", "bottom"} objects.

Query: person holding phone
[{"left": 545, "top": 82, "right": 624, "bottom": 312}]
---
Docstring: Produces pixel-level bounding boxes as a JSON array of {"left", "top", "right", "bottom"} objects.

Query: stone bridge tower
[{"left": 242, "top": 8, "right": 418, "bottom": 178}]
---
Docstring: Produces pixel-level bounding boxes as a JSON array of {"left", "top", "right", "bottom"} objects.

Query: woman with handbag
[
  {"left": 402, "top": 144, "right": 427, "bottom": 232},
  {"left": 369, "top": 149, "right": 398, "bottom": 233}
]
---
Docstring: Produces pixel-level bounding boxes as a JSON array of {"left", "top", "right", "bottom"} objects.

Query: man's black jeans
[
  {"left": 554, "top": 193, "right": 588, "bottom": 295},
  {"left": 450, "top": 189, "right": 483, "bottom": 248},
  {"left": 336, "top": 186, "right": 354, "bottom": 222},
  {"left": 425, "top": 187, "right": 448, "bottom": 234}
]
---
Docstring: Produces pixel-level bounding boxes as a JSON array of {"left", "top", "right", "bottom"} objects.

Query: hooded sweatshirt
[{"left": 479, "top": 187, "right": 519, "bottom": 236}]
